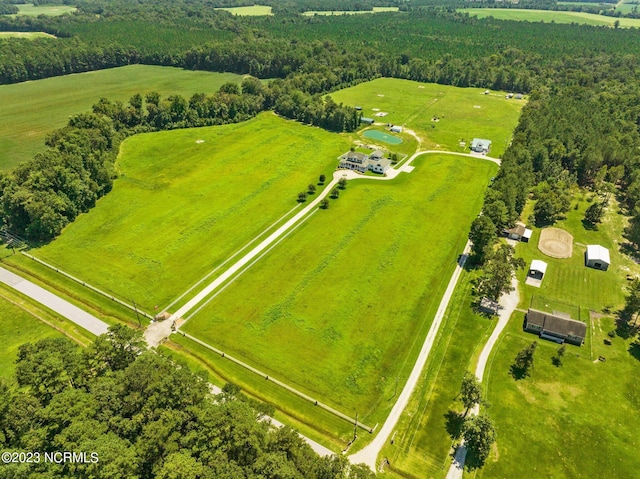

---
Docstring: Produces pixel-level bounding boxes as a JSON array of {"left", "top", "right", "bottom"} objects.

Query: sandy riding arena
[{"left": 538, "top": 227, "right": 573, "bottom": 259}]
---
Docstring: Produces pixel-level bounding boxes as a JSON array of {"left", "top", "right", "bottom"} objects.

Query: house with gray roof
[
  {"left": 338, "top": 150, "right": 391, "bottom": 174},
  {"left": 471, "top": 138, "right": 492, "bottom": 154},
  {"left": 524, "top": 308, "right": 586, "bottom": 346}
]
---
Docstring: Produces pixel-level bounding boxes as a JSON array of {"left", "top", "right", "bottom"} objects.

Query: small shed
[
  {"left": 390, "top": 125, "right": 403, "bottom": 133},
  {"left": 360, "top": 117, "right": 374, "bottom": 125},
  {"left": 470, "top": 138, "right": 492, "bottom": 154},
  {"left": 504, "top": 224, "right": 532, "bottom": 242},
  {"left": 529, "top": 260, "right": 547, "bottom": 280},
  {"left": 586, "top": 245, "right": 610, "bottom": 271}
]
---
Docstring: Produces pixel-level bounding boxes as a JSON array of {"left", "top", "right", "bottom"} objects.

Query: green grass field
[
  {"left": 477, "top": 313, "right": 640, "bottom": 479},
  {"left": 0, "top": 65, "right": 246, "bottom": 170},
  {"left": 215, "top": 5, "right": 273, "bottom": 15},
  {"left": 9, "top": 3, "right": 76, "bottom": 16},
  {"left": 182, "top": 153, "right": 497, "bottom": 425},
  {"left": 0, "top": 32, "right": 55, "bottom": 39},
  {"left": 0, "top": 294, "right": 65, "bottom": 379},
  {"left": 461, "top": 8, "right": 640, "bottom": 27},
  {"left": 377, "top": 271, "right": 495, "bottom": 478},
  {"left": 302, "top": 7, "right": 400, "bottom": 16},
  {"left": 22, "top": 113, "right": 349, "bottom": 312},
  {"left": 329, "top": 78, "right": 523, "bottom": 157}
]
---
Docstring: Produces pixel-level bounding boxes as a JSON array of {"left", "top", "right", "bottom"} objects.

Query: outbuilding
[
  {"left": 529, "top": 260, "right": 547, "bottom": 280},
  {"left": 504, "top": 224, "right": 532, "bottom": 242},
  {"left": 585, "top": 245, "right": 610, "bottom": 271},
  {"left": 524, "top": 308, "right": 586, "bottom": 346},
  {"left": 470, "top": 138, "right": 492, "bottom": 154},
  {"left": 360, "top": 117, "right": 374, "bottom": 125},
  {"left": 390, "top": 125, "right": 403, "bottom": 133}
]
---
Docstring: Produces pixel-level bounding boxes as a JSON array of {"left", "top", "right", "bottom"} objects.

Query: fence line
[
  {"left": 21, "top": 252, "right": 153, "bottom": 320},
  {"left": 181, "top": 331, "right": 374, "bottom": 433}
]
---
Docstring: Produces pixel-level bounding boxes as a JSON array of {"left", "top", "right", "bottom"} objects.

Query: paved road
[
  {"left": 445, "top": 276, "right": 520, "bottom": 479},
  {"left": 0, "top": 266, "right": 109, "bottom": 336},
  {"left": 350, "top": 242, "right": 473, "bottom": 471}
]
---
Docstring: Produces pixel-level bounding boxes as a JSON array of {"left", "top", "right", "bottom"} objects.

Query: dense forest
[{"left": 0, "top": 326, "right": 374, "bottom": 478}]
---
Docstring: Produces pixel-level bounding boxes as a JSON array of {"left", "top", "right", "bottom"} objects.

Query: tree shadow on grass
[
  {"left": 444, "top": 410, "right": 465, "bottom": 440},
  {"left": 509, "top": 364, "right": 528, "bottom": 381},
  {"left": 629, "top": 342, "right": 640, "bottom": 362},
  {"left": 581, "top": 219, "right": 598, "bottom": 231},
  {"left": 615, "top": 315, "right": 639, "bottom": 339}
]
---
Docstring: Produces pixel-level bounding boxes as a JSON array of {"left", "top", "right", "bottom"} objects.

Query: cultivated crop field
[
  {"left": 0, "top": 32, "right": 55, "bottom": 39},
  {"left": 0, "top": 65, "right": 246, "bottom": 170},
  {"left": 22, "top": 113, "right": 349, "bottom": 311},
  {"left": 461, "top": 8, "right": 640, "bottom": 27},
  {"left": 182, "top": 153, "right": 497, "bottom": 423},
  {"left": 215, "top": 5, "right": 273, "bottom": 15},
  {"left": 329, "top": 78, "right": 523, "bottom": 157}
]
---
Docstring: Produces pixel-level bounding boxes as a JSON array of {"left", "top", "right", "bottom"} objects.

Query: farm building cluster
[{"left": 338, "top": 150, "right": 391, "bottom": 174}]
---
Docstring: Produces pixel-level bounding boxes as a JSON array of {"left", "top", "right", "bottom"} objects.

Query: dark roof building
[{"left": 524, "top": 308, "right": 586, "bottom": 346}]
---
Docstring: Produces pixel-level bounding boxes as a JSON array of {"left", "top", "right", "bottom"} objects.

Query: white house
[
  {"left": 471, "top": 138, "right": 492, "bottom": 154},
  {"left": 338, "top": 150, "right": 391, "bottom": 174},
  {"left": 586, "top": 245, "right": 610, "bottom": 271},
  {"left": 529, "top": 260, "right": 548, "bottom": 280},
  {"left": 390, "top": 125, "right": 403, "bottom": 133}
]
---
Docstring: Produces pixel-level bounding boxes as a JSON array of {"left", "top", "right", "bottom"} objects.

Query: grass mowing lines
[
  {"left": 20, "top": 113, "right": 350, "bottom": 311},
  {"left": 182, "top": 153, "right": 497, "bottom": 427},
  {"left": 329, "top": 78, "right": 523, "bottom": 158},
  {"left": 0, "top": 65, "right": 246, "bottom": 169}
]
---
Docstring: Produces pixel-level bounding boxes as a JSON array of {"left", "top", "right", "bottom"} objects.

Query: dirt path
[
  {"left": 445, "top": 276, "right": 520, "bottom": 479},
  {"left": 349, "top": 243, "right": 473, "bottom": 471}
]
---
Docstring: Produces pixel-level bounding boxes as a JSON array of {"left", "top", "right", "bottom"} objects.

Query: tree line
[{"left": 0, "top": 325, "right": 375, "bottom": 478}]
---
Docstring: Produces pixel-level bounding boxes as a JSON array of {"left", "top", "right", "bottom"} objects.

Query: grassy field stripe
[
  {"left": 183, "top": 209, "right": 318, "bottom": 323},
  {"left": 162, "top": 203, "right": 303, "bottom": 313},
  {"left": 180, "top": 331, "right": 375, "bottom": 433},
  {"left": 20, "top": 251, "right": 153, "bottom": 319}
]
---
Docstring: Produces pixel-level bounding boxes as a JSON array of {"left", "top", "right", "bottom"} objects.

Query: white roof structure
[
  {"left": 530, "top": 260, "right": 548, "bottom": 275},
  {"left": 586, "top": 245, "right": 610, "bottom": 264},
  {"left": 523, "top": 228, "right": 533, "bottom": 240}
]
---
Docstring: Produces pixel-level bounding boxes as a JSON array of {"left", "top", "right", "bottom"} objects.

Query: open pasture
[
  {"left": 9, "top": 3, "right": 76, "bottom": 16},
  {"left": 329, "top": 78, "right": 523, "bottom": 157},
  {"left": 461, "top": 8, "right": 640, "bottom": 27},
  {"left": 26, "top": 113, "right": 349, "bottom": 311},
  {"left": 0, "top": 65, "right": 245, "bottom": 170},
  {"left": 182, "top": 153, "right": 497, "bottom": 423},
  {"left": 0, "top": 31, "right": 55, "bottom": 39},
  {"left": 215, "top": 5, "right": 273, "bottom": 15}
]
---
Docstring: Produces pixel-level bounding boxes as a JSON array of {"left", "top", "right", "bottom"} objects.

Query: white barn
[
  {"left": 390, "top": 125, "right": 403, "bottom": 133},
  {"left": 586, "top": 245, "right": 610, "bottom": 271}
]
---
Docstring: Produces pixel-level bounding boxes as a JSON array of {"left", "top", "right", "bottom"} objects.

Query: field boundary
[
  {"left": 20, "top": 252, "right": 153, "bottom": 320},
  {"left": 180, "top": 331, "right": 375, "bottom": 433}
]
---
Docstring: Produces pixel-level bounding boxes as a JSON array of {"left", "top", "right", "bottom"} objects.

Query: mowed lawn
[
  {"left": 0, "top": 65, "right": 245, "bottom": 170},
  {"left": 182, "top": 153, "right": 497, "bottom": 423},
  {"left": 515, "top": 194, "right": 633, "bottom": 313},
  {"left": 461, "top": 8, "right": 640, "bottom": 27},
  {"left": 478, "top": 313, "right": 640, "bottom": 479},
  {"left": 29, "top": 113, "right": 349, "bottom": 311},
  {"left": 329, "top": 78, "right": 523, "bottom": 157}
]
